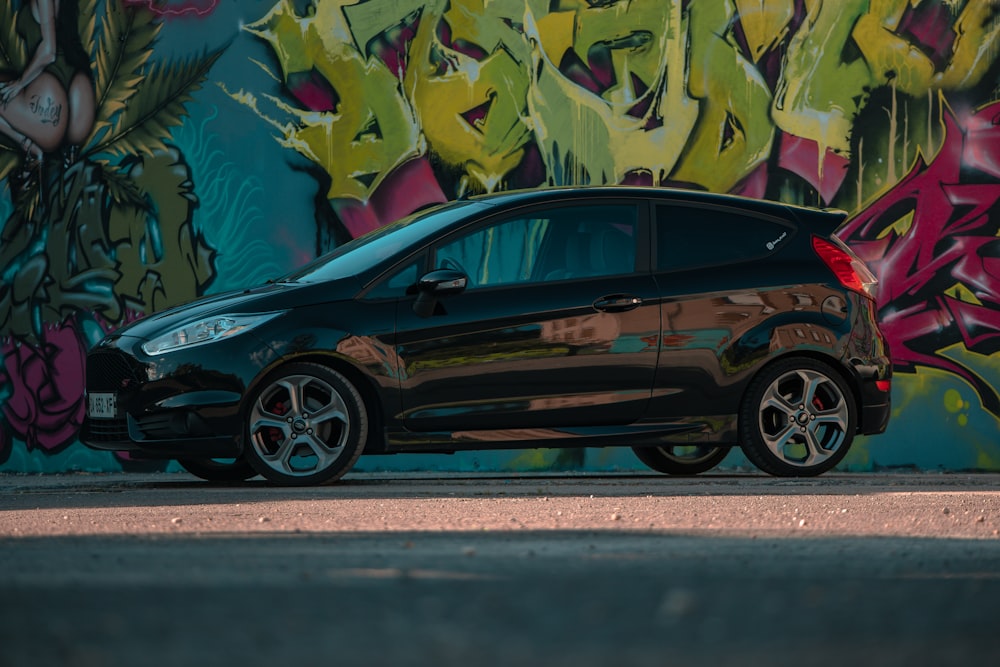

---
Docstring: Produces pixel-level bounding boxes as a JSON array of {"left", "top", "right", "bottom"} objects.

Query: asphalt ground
[{"left": 1, "top": 471, "right": 998, "bottom": 667}]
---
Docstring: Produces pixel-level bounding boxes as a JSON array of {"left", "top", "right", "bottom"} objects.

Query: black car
[{"left": 82, "top": 186, "right": 891, "bottom": 485}]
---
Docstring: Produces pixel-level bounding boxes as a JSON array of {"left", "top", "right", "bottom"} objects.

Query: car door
[
  {"left": 650, "top": 202, "right": 801, "bottom": 419},
  {"left": 393, "top": 200, "right": 660, "bottom": 432}
]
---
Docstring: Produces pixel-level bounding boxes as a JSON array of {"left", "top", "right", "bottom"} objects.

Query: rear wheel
[
  {"left": 740, "top": 358, "right": 856, "bottom": 477},
  {"left": 178, "top": 458, "right": 257, "bottom": 482},
  {"left": 243, "top": 362, "right": 368, "bottom": 486},
  {"left": 632, "top": 445, "right": 729, "bottom": 475}
]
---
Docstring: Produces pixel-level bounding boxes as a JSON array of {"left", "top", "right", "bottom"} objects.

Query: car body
[{"left": 82, "top": 186, "right": 892, "bottom": 485}]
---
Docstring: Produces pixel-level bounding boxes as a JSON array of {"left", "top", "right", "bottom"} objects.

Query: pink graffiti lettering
[
  {"left": 122, "top": 0, "right": 218, "bottom": 17},
  {"left": 839, "top": 102, "right": 1000, "bottom": 416}
]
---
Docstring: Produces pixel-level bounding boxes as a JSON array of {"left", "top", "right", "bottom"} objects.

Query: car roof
[{"left": 467, "top": 185, "right": 845, "bottom": 227}]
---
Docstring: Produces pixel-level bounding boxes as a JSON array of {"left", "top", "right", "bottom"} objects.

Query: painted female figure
[{"left": 0, "top": 0, "right": 95, "bottom": 169}]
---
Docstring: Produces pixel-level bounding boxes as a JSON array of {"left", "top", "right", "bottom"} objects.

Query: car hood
[{"left": 107, "top": 277, "right": 362, "bottom": 342}]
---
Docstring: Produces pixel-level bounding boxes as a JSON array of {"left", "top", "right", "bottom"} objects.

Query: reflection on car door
[{"left": 394, "top": 202, "right": 660, "bottom": 432}]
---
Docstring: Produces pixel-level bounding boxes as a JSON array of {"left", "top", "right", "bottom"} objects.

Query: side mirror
[{"left": 413, "top": 269, "right": 468, "bottom": 317}]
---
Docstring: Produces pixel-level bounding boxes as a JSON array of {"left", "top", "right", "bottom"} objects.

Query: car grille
[
  {"left": 86, "top": 349, "right": 146, "bottom": 392},
  {"left": 84, "top": 417, "right": 130, "bottom": 443}
]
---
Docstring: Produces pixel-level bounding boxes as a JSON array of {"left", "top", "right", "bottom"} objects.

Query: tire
[
  {"left": 243, "top": 362, "right": 368, "bottom": 486},
  {"left": 632, "top": 445, "right": 730, "bottom": 475},
  {"left": 178, "top": 458, "right": 258, "bottom": 482},
  {"left": 739, "top": 358, "right": 856, "bottom": 477}
]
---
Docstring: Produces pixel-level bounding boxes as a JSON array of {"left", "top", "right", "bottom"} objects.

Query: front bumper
[
  {"left": 83, "top": 411, "right": 244, "bottom": 458},
  {"left": 80, "top": 334, "right": 269, "bottom": 459}
]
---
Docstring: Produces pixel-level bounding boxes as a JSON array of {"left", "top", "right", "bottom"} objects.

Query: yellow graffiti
[
  {"left": 937, "top": 2, "right": 1000, "bottom": 89},
  {"left": 944, "top": 388, "right": 970, "bottom": 426},
  {"left": 403, "top": 0, "right": 535, "bottom": 194},
  {"left": 734, "top": 0, "right": 795, "bottom": 63},
  {"left": 776, "top": 0, "right": 1000, "bottom": 167},
  {"left": 855, "top": 0, "right": 1000, "bottom": 94},
  {"left": 526, "top": 0, "right": 697, "bottom": 185},
  {"left": 238, "top": 0, "right": 1000, "bottom": 206},
  {"left": 668, "top": 0, "right": 774, "bottom": 192},
  {"left": 236, "top": 0, "right": 423, "bottom": 202},
  {"left": 772, "top": 0, "right": 871, "bottom": 160}
]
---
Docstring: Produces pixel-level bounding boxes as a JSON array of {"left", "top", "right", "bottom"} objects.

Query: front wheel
[
  {"left": 740, "top": 358, "right": 856, "bottom": 477},
  {"left": 243, "top": 362, "right": 368, "bottom": 486},
  {"left": 632, "top": 445, "right": 730, "bottom": 475}
]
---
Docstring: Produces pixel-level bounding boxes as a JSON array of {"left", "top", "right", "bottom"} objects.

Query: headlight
[{"left": 141, "top": 312, "right": 284, "bottom": 355}]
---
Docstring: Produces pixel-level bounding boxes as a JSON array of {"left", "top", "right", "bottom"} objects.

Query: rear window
[{"left": 656, "top": 204, "right": 794, "bottom": 272}]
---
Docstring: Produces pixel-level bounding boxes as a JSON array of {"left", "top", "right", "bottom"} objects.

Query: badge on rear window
[{"left": 766, "top": 231, "right": 788, "bottom": 250}]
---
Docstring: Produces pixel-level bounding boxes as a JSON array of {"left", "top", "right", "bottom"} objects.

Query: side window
[
  {"left": 656, "top": 204, "right": 793, "bottom": 272},
  {"left": 435, "top": 216, "right": 549, "bottom": 289},
  {"left": 434, "top": 204, "right": 637, "bottom": 289},
  {"left": 365, "top": 257, "right": 422, "bottom": 299}
]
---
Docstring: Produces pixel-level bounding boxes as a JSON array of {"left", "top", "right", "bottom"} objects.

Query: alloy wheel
[
  {"left": 741, "top": 358, "right": 856, "bottom": 477},
  {"left": 245, "top": 363, "right": 367, "bottom": 485}
]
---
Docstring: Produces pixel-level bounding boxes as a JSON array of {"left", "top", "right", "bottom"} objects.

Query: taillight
[{"left": 811, "top": 235, "right": 877, "bottom": 298}]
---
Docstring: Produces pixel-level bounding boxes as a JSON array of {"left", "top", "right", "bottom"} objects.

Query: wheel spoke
[
  {"left": 307, "top": 394, "right": 349, "bottom": 428},
  {"left": 813, "top": 410, "right": 848, "bottom": 431},
  {"left": 800, "top": 372, "right": 824, "bottom": 410},
  {"left": 762, "top": 422, "right": 798, "bottom": 452},
  {"left": 258, "top": 431, "right": 343, "bottom": 476},
  {"left": 761, "top": 390, "right": 797, "bottom": 418},
  {"left": 253, "top": 390, "right": 289, "bottom": 424},
  {"left": 262, "top": 435, "right": 297, "bottom": 471},
  {"left": 801, "top": 425, "right": 832, "bottom": 467},
  {"left": 299, "top": 433, "right": 344, "bottom": 468},
  {"left": 283, "top": 378, "right": 305, "bottom": 417},
  {"left": 251, "top": 413, "right": 287, "bottom": 434}
]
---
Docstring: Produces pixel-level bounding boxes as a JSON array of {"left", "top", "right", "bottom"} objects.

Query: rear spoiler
[{"left": 787, "top": 205, "right": 848, "bottom": 237}]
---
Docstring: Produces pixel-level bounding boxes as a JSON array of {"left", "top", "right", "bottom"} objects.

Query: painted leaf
[
  {"left": 0, "top": 2, "right": 26, "bottom": 71},
  {"left": 89, "top": 3, "right": 160, "bottom": 148},
  {"left": 94, "top": 160, "right": 150, "bottom": 210},
  {"left": 96, "top": 52, "right": 223, "bottom": 158},
  {"left": 79, "top": 0, "right": 98, "bottom": 62},
  {"left": 0, "top": 150, "right": 18, "bottom": 183}
]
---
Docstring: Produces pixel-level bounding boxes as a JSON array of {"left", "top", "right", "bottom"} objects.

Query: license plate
[{"left": 88, "top": 392, "right": 118, "bottom": 419}]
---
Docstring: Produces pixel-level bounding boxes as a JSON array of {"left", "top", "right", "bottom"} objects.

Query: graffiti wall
[{"left": 1, "top": 0, "right": 999, "bottom": 474}]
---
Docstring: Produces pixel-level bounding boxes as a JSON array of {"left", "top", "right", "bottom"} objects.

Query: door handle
[{"left": 593, "top": 294, "right": 642, "bottom": 312}]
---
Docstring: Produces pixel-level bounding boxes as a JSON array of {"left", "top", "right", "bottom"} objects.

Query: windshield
[{"left": 282, "top": 201, "right": 484, "bottom": 283}]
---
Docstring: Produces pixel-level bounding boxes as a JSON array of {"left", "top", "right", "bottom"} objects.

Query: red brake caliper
[{"left": 267, "top": 400, "right": 287, "bottom": 445}]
